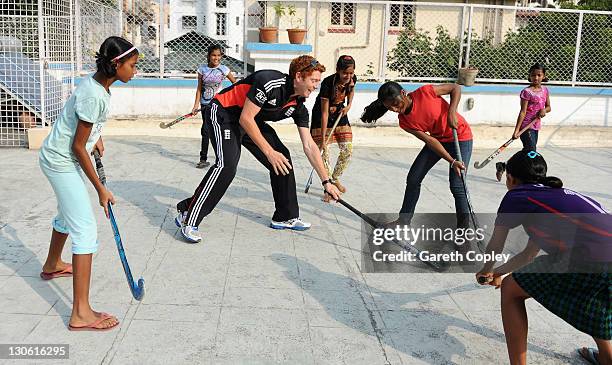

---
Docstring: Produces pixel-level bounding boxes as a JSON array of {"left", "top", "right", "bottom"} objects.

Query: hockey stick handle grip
[
  {"left": 452, "top": 129, "right": 464, "bottom": 163},
  {"left": 93, "top": 150, "right": 106, "bottom": 186}
]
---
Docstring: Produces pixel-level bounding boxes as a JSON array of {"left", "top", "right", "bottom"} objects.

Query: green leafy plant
[
  {"left": 387, "top": 12, "right": 612, "bottom": 84},
  {"left": 287, "top": 4, "right": 303, "bottom": 29}
]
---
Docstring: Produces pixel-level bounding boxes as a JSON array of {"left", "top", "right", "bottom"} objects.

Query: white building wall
[
  {"left": 167, "top": 0, "right": 197, "bottom": 41},
  {"left": 106, "top": 83, "right": 612, "bottom": 128},
  {"left": 167, "top": 0, "right": 243, "bottom": 60}
]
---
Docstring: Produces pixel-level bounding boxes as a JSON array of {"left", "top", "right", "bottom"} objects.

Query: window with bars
[
  {"left": 389, "top": 4, "right": 414, "bottom": 29},
  {"left": 330, "top": 2, "right": 354, "bottom": 27},
  {"left": 216, "top": 13, "right": 227, "bottom": 35},
  {"left": 146, "top": 25, "right": 156, "bottom": 40},
  {"left": 216, "top": 0, "right": 227, "bottom": 9},
  {"left": 182, "top": 15, "right": 197, "bottom": 30}
]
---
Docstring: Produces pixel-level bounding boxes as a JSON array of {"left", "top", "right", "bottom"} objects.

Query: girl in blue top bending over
[{"left": 39, "top": 36, "right": 138, "bottom": 331}]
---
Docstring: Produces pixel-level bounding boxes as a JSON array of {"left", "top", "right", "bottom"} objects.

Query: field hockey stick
[
  {"left": 473, "top": 119, "right": 538, "bottom": 169},
  {"left": 93, "top": 151, "right": 145, "bottom": 301},
  {"left": 305, "top": 112, "right": 344, "bottom": 193},
  {"left": 325, "top": 192, "right": 449, "bottom": 272},
  {"left": 159, "top": 109, "right": 201, "bottom": 129},
  {"left": 452, "top": 129, "right": 485, "bottom": 253}
]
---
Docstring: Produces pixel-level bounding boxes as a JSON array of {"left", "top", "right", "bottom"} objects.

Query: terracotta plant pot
[
  {"left": 259, "top": 27, "right": 278, "bottom": 43},
  {"left": 457, "top": 67, "right": 479, "bottom": 86},
  {"left": 287, "top": 29, "right": 307, "bottom": 44}
]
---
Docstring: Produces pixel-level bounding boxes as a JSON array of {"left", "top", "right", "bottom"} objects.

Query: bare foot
[
  {"left": 69, "top": 310, "right": 119, "bottom": 330},
  {"left": 42, "top": 260, "right": 71, "bottom": 274}
]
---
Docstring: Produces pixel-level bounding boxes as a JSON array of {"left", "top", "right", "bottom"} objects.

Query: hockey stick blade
[
  {"left": 473, "top": 119, "right": 539, "bottom": 169},
  {"left": 473, "top": 141, "right": 510, "bottom": 169},
  {"left": 332, "top": 195, "right": 450, "bottom": 272},
  {"left": 159, "top": 109, "right": 201, "bottom": 129}
]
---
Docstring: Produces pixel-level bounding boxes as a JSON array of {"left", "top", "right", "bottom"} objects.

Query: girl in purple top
[
  {"left": 478, "top": 150, "right": 611, "bottom": 365},
  {"left": 496, "top": 63, "right": 551, "bottom": 181}
]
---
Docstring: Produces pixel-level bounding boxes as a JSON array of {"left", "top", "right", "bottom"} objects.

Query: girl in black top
[{"left": 310, "top": 55, "right": 356, "bottom": 197}]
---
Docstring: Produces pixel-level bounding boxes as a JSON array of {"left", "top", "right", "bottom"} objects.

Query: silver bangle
[{"left": 450, "top": 159, "right": 457, "bottom": 168}]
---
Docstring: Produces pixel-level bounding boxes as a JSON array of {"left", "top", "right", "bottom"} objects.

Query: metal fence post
[
  {"left": 464, "top": 5, "right": 473, "bottom": 68},
  {"left": 118, "top": 0, "right": 123, "bottom": 37},
  {"left": 305, "top": 0, "right": 311, "bottom": 42},
  {"left": 69, "top": 0, "right": 76, "bottom": 85},
  {"left": 159, "top": 0, "right": 165, "bottom": 78},
  {"left": 458, "top": 5, "right": 466, "bottom": 70},
  {"left": 75, "top": 0, "right": 82, "bottom": 75},
  {"left": 571, "top": 11, "right": 584, "bottom": 86},
  {"left": 243, "top": 3, "right": 248, "bottom": 77},
  {"left": 379, "top": 2, "right": 390, "bottom": 82},
  {"left": 37, "top": 0, "right": 47, "bottom": 125}
]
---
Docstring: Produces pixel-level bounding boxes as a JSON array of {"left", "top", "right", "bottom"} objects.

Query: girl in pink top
[{"left": 496, "top": 63, "right": 551, "bottom": 181}]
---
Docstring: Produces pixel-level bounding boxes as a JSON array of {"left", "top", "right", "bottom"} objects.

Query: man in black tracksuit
[{"left": 176, "top": 55, "right": 342, "bottom": 243}]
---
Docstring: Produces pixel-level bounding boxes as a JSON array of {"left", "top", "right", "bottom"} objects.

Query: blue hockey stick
[{"left": 93, "top": 151, "right": 145, "bottom": 301}]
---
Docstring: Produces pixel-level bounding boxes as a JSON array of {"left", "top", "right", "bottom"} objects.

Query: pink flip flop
[
  {"left": 68, "top": 313, "right": 119, "bottom": 332},
  {"left": 40, "top": 265, "right": 73, "bottom": 280}
]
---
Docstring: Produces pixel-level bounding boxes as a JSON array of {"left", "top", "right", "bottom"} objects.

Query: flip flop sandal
[
  {"left": 68, "top": 313, "right": 119, "bottom": 332},
  {"left": 40, "top": 264, "right": 73, "bottom": 280}
]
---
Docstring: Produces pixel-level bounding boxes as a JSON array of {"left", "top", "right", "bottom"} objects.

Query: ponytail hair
[
  {"left": 538, "top": 176, "right": 564, "bottom": 189},
  {"left": 95, "top": 36, "right": 138, "bottom": 77},
  {"left": 377, "top": 81, "right": 403, "bottom": 104},
  {"left": 506, "top": 150, "right": 563, "bottom": 188}
]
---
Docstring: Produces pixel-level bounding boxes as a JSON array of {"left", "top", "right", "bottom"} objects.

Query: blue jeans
[
  {"left": 520, "top": 129, "right": 538, "bottom": 151},
  {"left": 400, "top": 139, "right": 473, "bottom": 228}
]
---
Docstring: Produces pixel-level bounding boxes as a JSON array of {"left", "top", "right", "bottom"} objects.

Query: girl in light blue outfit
[{"left": 39, "top": 36, "right": 138, "bottom": 332}]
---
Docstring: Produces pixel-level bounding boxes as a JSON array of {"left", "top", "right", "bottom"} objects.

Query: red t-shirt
[{"left": 398, "top": 85, "right": 472, "bottom": 142}]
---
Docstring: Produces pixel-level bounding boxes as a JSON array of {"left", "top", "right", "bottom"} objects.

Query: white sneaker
[
  {"left": 270, "top": 218, "right": 311, "bottom": 231},
  {"left": 175, "top": 210, "right": 187, "bottom": 228},
  {"left": 181, "top": 225, "right": 202, "bottom": 243}
]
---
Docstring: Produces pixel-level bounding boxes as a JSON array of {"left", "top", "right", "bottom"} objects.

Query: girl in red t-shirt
[{"left": 362, "top": 81, "right": 473, "bottom": 228}]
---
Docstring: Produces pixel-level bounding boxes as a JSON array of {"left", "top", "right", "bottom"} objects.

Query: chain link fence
[
  {"left": 76, "top": 0, "right": 122, "bottom": 74},
  {"left": 1, "top": 0, "right": 73, "bottom": 147},
  {"left": 117, "top": 0, "right": 248, "bottom": 77},
  {"left": 247, "top": 0, "right": 612, "bottom": 86}
]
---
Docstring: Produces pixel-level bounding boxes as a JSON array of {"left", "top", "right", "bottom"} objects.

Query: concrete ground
[{"left": 1, "top": 135, "right": 611, "bottom": 365}]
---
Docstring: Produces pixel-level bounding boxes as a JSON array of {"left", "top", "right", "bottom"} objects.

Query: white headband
[{"left": 112, "top": 46, "right": 137, "bottom": 62}]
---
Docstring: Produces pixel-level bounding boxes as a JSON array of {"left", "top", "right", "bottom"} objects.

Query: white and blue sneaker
[
  {"left": 181, "top": 225, "right": 202, "bottom": 243},
  {"left": 175, "top": 210, "right": 187, "bottom": 228},
  {"left": 270, "top": 218, "right": 311, "bottom": 231}
]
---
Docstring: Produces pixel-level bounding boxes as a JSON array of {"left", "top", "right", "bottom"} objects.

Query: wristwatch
[{"left": 322, "top": 179, "right": 332, "bottom": 187}]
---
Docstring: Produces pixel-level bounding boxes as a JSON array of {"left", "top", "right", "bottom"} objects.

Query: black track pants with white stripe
[{"left": 177, "top": 104, "right": 300, "bottom": 228}]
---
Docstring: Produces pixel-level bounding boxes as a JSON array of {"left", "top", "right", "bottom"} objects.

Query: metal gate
[{"left": 0, "top": 0, "right": 74, "bottom": 147}]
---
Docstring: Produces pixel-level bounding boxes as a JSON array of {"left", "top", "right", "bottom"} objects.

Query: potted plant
[
  {"left": 258, "top": 3, "right": 285, "bottom": 43},
  {"left": 286, "top": 5, "right": 306, "bottom": 44},
  {"left": 458, "top": 65, "right": 479, "bottom": 86}
]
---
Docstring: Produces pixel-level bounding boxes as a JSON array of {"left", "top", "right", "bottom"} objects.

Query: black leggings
[
  {"left": 199, "top": 107, "right": 211, "bottom": 161},
  {"left": 178, "top": 103, "right": 300, "bottom": 227}
]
